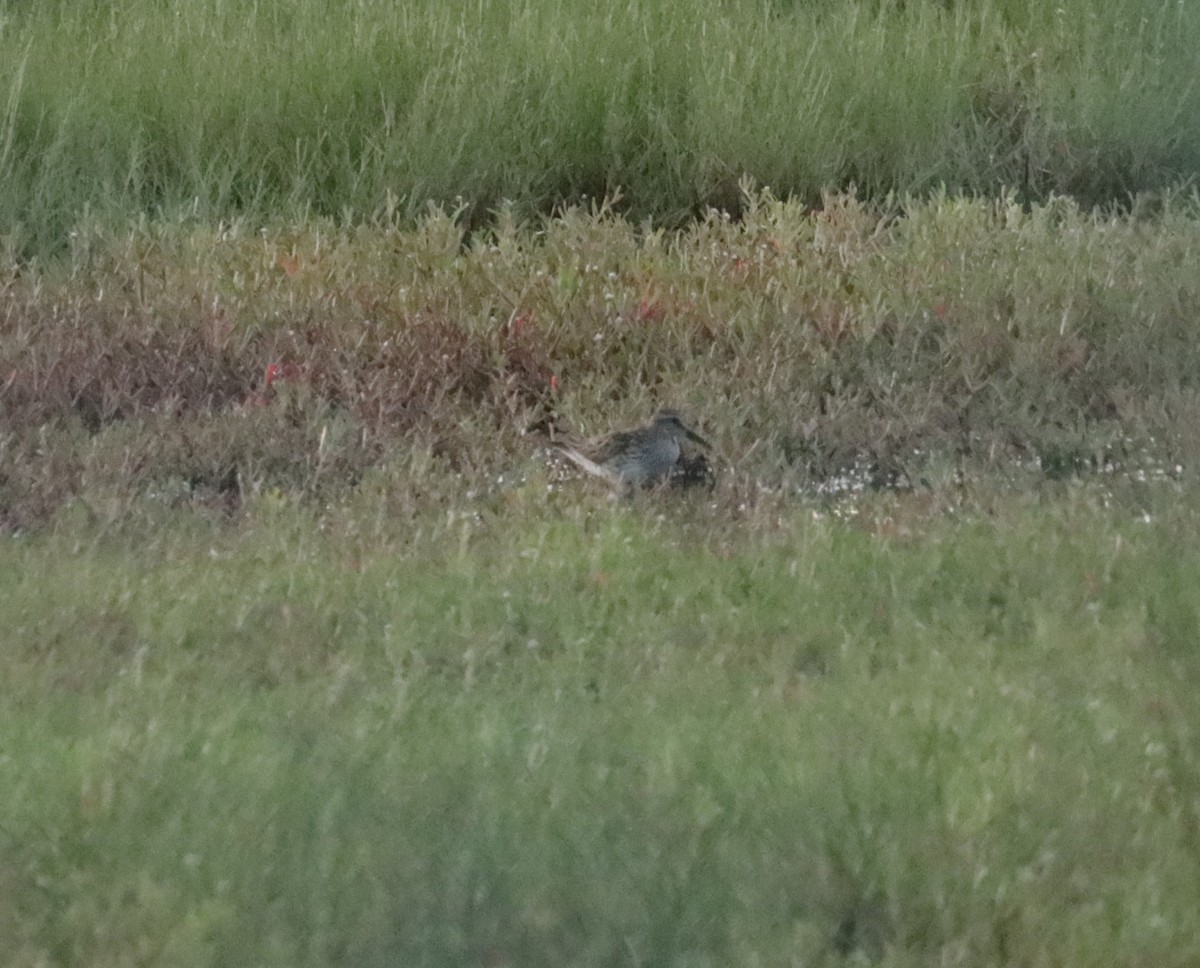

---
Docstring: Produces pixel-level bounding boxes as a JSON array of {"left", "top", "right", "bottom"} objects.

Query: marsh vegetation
[{"left": 3, "top": 0, "right": 1200, "bottom": 965}]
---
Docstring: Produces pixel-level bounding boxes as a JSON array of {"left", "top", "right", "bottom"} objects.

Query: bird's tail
[{"left": 553, "top": 444, "right": 611, "bottom": 481}]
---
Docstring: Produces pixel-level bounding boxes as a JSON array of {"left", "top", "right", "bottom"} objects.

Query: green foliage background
[{"left": 2, "top": 0, "right": 1199, "bottom": 255}]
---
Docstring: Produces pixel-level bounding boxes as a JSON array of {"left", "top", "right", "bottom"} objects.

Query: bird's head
[{"left": 653, "top": 409, "right": 710, "bottom": 449}]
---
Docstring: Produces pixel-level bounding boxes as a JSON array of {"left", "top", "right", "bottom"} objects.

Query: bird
[{"left": 553, "top": 409, "right": 712, "bottom": 492}]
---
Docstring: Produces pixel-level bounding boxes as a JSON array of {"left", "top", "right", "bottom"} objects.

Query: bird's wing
[{"left": 586, "top": 428, "right": 639, "bottom": 464}]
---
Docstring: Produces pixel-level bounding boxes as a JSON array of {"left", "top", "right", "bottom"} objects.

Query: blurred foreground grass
[{"left": 3, "top": 485, "right": 1200, "bottom": 966}]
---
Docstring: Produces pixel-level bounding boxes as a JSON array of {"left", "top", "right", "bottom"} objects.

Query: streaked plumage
[{"left": 554, "top": 409, "right": 711, "bottom": 491}]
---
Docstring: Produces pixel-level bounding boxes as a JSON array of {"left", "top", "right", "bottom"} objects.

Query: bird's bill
[{"left": 683, "top": 426, "right": 711, "bottom": 449}]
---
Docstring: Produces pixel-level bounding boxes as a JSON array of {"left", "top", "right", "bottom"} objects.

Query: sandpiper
[{"left": 554, "top": 409, "right": 712, "bottom": 492}]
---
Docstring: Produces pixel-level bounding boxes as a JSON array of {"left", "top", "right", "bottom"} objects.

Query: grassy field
[
  {"left": 3, "top": 0, "right": 1200, "bottom": 256},
  {"left": 4, "top": 0, "right": 1200, "bottom": 962},
  {"left": 5, "top": 188, "right": 1200, "bottom": 530},
  {"left": 4, "top": 482, "right": 1200, "bottom": 966},
  {"left": 3, "top": 190, "right": 1200, "bottom": 964}
]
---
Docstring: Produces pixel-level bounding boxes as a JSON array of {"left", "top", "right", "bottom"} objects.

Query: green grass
[
  {"left": 3, "top": 0, "right": 1200, "bottom": 256},
  {"left": 4, "top": 486, "right": 1200, "bottom": 966}
]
